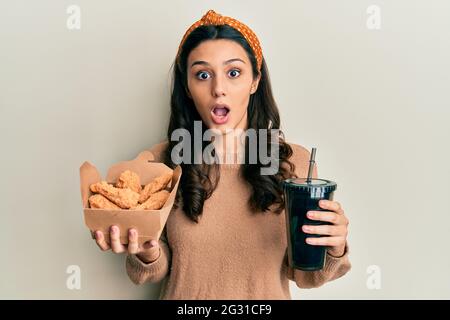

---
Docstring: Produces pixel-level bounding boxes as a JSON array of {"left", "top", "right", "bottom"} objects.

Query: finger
[
  {"left": 127, "top": 229, "right": 139, "bottom": 254},
  {"left": 94, "top": 231, "right": 110, "bottom": 251},
  {"left": 305, "top": 236, "right": 345, "bottom": 247},
  {"left": 307, "top": 210, "right": 345, "bottom": 225},
  {"left": 142, "top": 239, "right": 159, "bottom": 251},
  {"left": 319, "top": 200, "right": 344, "bottom": 214},
  {"left": 110, "top": 225, "right": 126, "bottom": 253},
  {"left": 302, "top": 224, "right": 345, "bottom": 236},
  {"left": 138, "top": 240, "right": 160, "bottom": 262}
]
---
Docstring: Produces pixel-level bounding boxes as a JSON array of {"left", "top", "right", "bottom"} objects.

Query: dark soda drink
[{"left": 283, "top": 178, "right": 337, "bottom": 271}]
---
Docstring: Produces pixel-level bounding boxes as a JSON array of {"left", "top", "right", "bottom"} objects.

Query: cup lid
[{"left": 283, "top": 178, "right": 337, "bottom": 193}]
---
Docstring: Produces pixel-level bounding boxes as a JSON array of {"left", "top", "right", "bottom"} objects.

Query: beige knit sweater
[{"left": 126, "top": 140, "right": 351, "bottom": 299}]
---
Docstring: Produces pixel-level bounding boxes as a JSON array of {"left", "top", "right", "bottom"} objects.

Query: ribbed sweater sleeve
[
  {"left": 125, "top": 226, "right": 171, "bottom": 285},
  {"left": 284, "top": 242, "right": 352, "bottom": 289}
]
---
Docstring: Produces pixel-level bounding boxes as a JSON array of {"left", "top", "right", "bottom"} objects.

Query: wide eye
[
  {"left": 196, "top": 71, "right": 211, "bottom": 80},
  {"left": 228, "top": 69, "right": 241, "bottom": 78}
]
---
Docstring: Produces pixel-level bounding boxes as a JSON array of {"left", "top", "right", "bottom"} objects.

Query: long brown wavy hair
[{"left": 161, "top": 25, "right": 297, "bottom": 223}]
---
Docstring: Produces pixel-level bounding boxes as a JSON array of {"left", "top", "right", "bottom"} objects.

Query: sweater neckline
[
  {"left": 218, "top": 163, "right": 242, "bottom": 170},
  {"left": 214, "top": 152, "right": 244, "bottom": 170}
]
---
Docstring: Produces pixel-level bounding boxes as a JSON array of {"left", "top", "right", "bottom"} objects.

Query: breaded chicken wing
[
  {"left": 89, "top": 194, "right": 121, "bottom": 209},
  {"left": 134, "top": 190, "right": 170, "bottom": 210},
  {"left": 90, "top": 181, "right": 139, "bottom": 209},
  {"left": 139, "top": 172, "right": 173, "bottom": 203},
  {"left": 116, "top": 170, "right": 142, "bottom": 193}
]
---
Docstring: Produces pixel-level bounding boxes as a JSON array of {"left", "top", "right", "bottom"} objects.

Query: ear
[{"left": 250, "top": 72, "right": 261, "bottom": 95}]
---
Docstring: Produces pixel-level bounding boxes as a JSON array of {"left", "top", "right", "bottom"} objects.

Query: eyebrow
[{"left": 190, "top": 58, "right": 246, "bottom": 68}]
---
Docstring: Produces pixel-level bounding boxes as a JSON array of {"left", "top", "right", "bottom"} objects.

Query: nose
[{"left": 211, "top": 74, "right": 226, "bottom": 97}]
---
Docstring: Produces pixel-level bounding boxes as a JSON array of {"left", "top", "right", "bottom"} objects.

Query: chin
[
  {"left": 210, "top": 119, "right": 242, "bottom": 130},
  {"left": 207, "top": 125, "right": 234, "bottom": 135}
]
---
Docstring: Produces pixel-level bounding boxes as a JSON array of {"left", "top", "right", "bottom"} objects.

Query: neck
[{"left": 213, "top": 130, "right": 246, "bottom": 164}]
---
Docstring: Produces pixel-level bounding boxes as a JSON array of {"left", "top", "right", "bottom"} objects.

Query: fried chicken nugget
[
  {"left": 89, "top": 194, "right": 121, "bottom": 209},
  {"left": 116, "top": 170, "right": 142, "bottom": 193},
  {"left": 134, "top": 190, "right": 170, "bottom": 210},
  {"left": 139, "top": 172, "right": 173, "bottom": 203},
  {"left": 90, "top": 181, "right": 140, "bottom": 209}
]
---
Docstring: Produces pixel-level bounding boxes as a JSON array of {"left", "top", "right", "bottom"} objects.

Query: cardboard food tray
[{"left": 79, "top": 150, "right": 182, "bottom": 245}]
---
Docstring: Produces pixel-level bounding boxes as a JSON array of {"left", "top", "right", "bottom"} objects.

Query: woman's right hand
[{"left": 94, "top": 226, "right": 160, "bottom": 263}]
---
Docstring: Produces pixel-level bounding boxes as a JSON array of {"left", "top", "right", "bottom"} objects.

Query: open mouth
[{"left": 211, "top": 104, "right": 230, "bottom": 124}]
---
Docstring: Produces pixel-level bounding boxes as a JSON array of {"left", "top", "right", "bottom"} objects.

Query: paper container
[{"left": 79, "top": 150, "right": 182, "bottom": 245}]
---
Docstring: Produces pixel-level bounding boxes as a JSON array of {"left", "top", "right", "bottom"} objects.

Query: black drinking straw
[{"left": 306, "top": 147, "right": 316, "bottom": 183}]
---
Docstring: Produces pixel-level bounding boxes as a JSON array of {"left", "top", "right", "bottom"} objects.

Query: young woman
[{"left": 94, "top": 9, "right": 351, "bottom": 299}]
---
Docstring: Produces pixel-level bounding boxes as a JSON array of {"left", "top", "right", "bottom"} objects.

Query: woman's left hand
[{"left": 302, "top": 199, "right": 349, "bottom": 258}]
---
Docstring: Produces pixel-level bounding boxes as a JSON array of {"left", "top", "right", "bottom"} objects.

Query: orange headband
[{"left": 176, "top": 9, "right": 263, "bottom": 71}]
